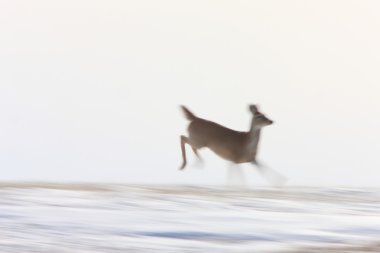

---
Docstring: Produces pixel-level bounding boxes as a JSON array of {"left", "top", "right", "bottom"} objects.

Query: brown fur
[{"left": 179, "top": 105, "right": 273, "bottom": 170}]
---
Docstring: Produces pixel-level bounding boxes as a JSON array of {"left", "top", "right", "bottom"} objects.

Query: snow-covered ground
[{"left": 0, "top": 183, "right": 380, "bottom": 252}]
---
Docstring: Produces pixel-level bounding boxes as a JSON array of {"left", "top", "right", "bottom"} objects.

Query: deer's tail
[{"left": 181, "top": 106, "right": 197, "bottom": 121}]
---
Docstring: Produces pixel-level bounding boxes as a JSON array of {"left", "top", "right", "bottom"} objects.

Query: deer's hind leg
[
  {"left": 190, "top": 146, "right": 204, "bottom": 168},
  {"left": 180, "top": 135, "right": 204, "bottom": 170},
  {"left": 191, "top": 147, "right": 203, "bottom": 161},
  {"left": 179, "top": 135, "right": 189, "bottom": 170}
]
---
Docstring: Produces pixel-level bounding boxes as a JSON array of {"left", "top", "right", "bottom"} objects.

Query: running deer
[{"left": 179, "top": 105, "right": 286, "bottom": 185}]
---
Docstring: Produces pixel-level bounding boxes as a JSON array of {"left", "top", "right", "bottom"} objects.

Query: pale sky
[{"left": 1, "top": 0, "right": 380, "bottom": 186}]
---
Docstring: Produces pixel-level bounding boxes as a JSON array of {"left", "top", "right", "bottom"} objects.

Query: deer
[{"left": 179, "top": 104, "right": 286, "bottom": 186}]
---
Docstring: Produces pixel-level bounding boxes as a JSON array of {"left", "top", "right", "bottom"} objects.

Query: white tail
[{"left": 179, "top": 104, "right": 285, "bottom": 186}]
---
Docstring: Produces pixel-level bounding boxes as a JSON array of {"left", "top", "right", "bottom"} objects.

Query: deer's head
[{"left": 249, "top": 104, "right": 273, "bottom": 129}]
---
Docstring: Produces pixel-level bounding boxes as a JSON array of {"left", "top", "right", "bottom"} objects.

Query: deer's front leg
[
  {"left": 226, "top": 163, "right": 247, "bottom": 188},
  {"left": 251, "top": 160, "right": 287, "bottom": 187}
]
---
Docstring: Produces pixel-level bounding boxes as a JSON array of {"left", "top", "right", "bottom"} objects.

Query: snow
[{"left": 0, "top": 184, "right": 380, "bottom": 252}]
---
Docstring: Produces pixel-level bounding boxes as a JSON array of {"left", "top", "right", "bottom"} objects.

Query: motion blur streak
[{"left": 1, "top": 183, "right": 380, "bottom": 252}]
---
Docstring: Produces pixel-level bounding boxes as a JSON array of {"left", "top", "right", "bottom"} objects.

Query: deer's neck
[
  {"left": 248, "top": 129, "right": 261, "bottom": 150},
  {"left": 247, "top": 117, "right": 262, "bottom": 153},
  {"left": 249, "top": 116, "right": 261, "bottom": 135}
]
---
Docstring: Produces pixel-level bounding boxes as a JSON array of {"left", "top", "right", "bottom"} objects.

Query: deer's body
[
  {"left": 188, "top": 119, "right": 256, "bottom": 163},
  {"left": 179, "top": 105, "right": 272, "bottom": 170}
]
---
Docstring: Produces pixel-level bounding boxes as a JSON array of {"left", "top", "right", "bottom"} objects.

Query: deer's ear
[{"left": 249, "top": 104, "right": 259, "bottom": 113}]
